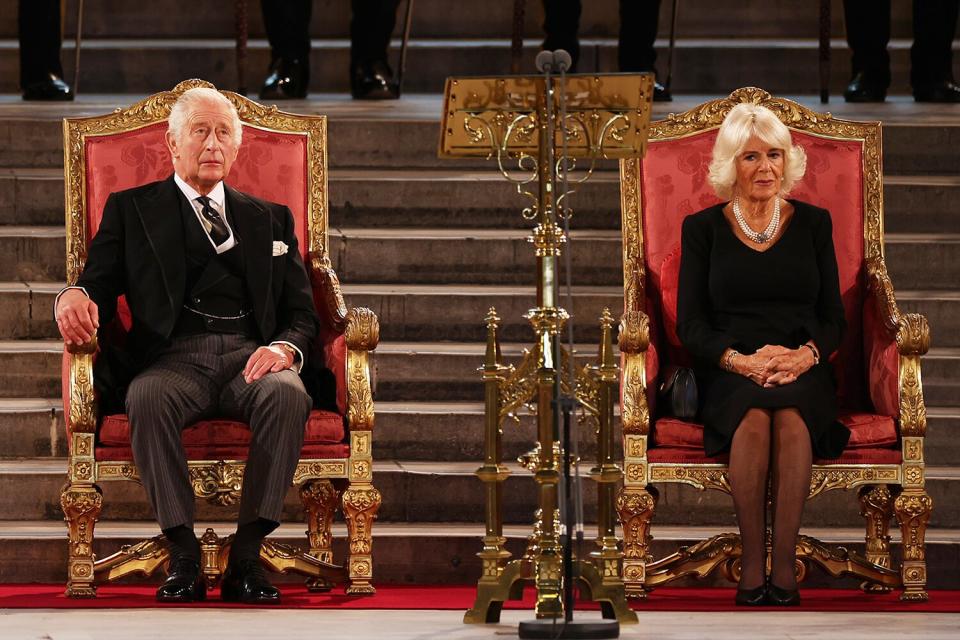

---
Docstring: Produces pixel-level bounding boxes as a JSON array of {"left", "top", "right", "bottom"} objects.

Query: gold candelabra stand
[{"left": 438, "top": 74, "right": 653, "bottom": 625}]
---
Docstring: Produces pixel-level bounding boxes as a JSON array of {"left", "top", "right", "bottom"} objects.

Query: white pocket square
[{"left": 272, "top": 241, "right": 289, "bottom": 256}]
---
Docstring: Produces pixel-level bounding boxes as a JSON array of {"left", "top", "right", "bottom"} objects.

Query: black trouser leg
[
  {"left": 18, "top": 0, "right": 63, "bottom": 88},
  {"left": 261, "top": 0, "right": 312, "bottom": 63},
  {"left": 618, "top": 0, "right": 662, "bottom": 73},
  {"left": 911, "top": 0, "right": 960, "bottom": 88},
  {"left": 843, "top": 0, "right": 891, "bottom": 88},
  {"left": 541, "top": 0, "right": 582, "bottom": 71},
  {"left": 350, "top": 0, "right": 403, "bottom": 67}
]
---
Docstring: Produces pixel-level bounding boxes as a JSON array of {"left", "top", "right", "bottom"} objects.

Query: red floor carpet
[{"left": 1, "top": 585, "right": 958, "bottom": 612}]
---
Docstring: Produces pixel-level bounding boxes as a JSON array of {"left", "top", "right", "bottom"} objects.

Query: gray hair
[
  {"left": 167, "top": 87, "right": 243, "bottom": 148},
  {"left": 707, "top": 103, "right": 806, "bottom": 200}
]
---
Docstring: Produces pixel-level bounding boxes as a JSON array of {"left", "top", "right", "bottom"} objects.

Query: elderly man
[{"left": 54, "top": 88, "right": 319, "bottom": 604}]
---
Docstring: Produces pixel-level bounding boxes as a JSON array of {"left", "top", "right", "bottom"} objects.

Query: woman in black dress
[{"left": 677, "top": 103, "right": 850, "bottom": 606}]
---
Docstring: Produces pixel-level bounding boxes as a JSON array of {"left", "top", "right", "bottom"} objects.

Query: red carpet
[{"left": 0, "top": 584, "right": 957, "bottom": 612}]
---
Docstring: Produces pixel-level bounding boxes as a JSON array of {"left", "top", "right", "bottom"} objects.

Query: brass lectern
[{"left": 439, "top": 74, "right": 653, "bottom": 625}]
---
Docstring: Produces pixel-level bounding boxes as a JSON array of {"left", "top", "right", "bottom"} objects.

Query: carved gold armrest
[
  {"left": 309, "top": 251, "right": 348, "bottom": 334},
  {"left": 866, "top": 257, "right": 930, "bottom": 357},
  {"left": 67, "top": 336, "right": 98, "bottom": 434},
  {"left": 867, "top": 257, "right": 929, "bottom": 439},
  {"left": 345, "top": 307, "right": 379, "bottom": 432},
  {"left": 619, "top": 310, "right": 651, "bottom": 436}
]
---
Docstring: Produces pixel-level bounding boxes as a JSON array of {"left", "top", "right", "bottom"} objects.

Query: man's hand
[
  {"left": 243, "top": 345, "right": 293, "bottom": 383},
  {"left": 55, "top": 289, "right": 99, "bottom": 346},
  {"left": 762, "top": 347, "right": 816, "bottom": 388}
]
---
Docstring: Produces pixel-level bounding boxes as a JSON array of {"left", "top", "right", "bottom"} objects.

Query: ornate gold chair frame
[
  {"left": 616, "top": 88, "right": 932, "bottom": 601},
  {"left": 60, "top": 80, "right": 381, "bottom": 597}
]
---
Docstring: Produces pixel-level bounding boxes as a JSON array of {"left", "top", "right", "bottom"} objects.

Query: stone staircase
[{"left": 0, "top": 0, "right": 958, "bottom": 590}]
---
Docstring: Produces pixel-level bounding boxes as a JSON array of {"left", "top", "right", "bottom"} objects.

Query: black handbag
[{"left": 658, "top": 366, "right": 698, "bottom": 420}]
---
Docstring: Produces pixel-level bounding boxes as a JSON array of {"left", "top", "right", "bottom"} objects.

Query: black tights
[{"left": 729, "top": 408, "right": 813, "bottom": 590}]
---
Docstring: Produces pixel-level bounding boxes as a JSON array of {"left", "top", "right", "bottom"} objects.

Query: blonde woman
[{"left": 676, "top": 103, "right": 849, "bottom": 606}]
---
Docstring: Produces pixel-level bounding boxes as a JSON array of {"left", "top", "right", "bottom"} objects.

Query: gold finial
[
  {"left": 485, "top": 307, "right": 501, "bottom": 328},
  {"left": 599, "top": 307, "right": 615, "bottom": 328}
]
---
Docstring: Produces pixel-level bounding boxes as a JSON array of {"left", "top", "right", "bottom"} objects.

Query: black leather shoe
[
  {"left": 844, "top": 72, "right": 886, "bottom": 102},
  {"left": 767, "top": 582, "right": 801, "bottom": 606},
  {"left": 156, "top": 557, "right": 205, "bottom": 603},
  {"left": 913, "top": 81, "right": 960, "bottom": 103},
  {"left": 351, "top": 60, "right": 399, "bottom": 100},
  {"left": 734, "top": 583, "right": 768, "bottom": 606},
  {"left": 260, "top": 58, "right": 308, "bottom": 100},
  {"left": 221, "top": 558, "right": 280, "bottom": 604},
  {"left": 22, "top": 74, "right": 74, "bottom": 101},
  {"left": 653, "top": 81, "right": 672, "bottom": 102}
]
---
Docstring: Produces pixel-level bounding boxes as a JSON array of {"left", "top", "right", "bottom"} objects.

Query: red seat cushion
[
  {"left": 648, "top": 446, "right": 902, "bottom": 465},
  {"left": 654, "top": 411, "right": 897, "bottom": 450},
  {"left": 97, "top": 409, "right": 348, "bottom": 461}
]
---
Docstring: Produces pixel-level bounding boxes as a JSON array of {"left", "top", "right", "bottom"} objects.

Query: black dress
[{"left": 676, "top": 200, "right": 851, "bottom": 459}]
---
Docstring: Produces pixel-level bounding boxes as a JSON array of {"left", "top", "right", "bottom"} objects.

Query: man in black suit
[
  {"left": 542, "top": 0, "right": 671, "bottom": 101},
  {"left": 18, "top": 0, "right": 73, "bottom": 100},
  {"left": 844, "top": 0, "right": 960, "bottom": 102},
  {"left": 54, "top": 88, "right": 320, "bottom": 604},
  {"left": 260, "top": 0, "right": 402, "bottom": 100}
]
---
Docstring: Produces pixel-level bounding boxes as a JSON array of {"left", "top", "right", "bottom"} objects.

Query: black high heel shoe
[
  {"left": 767, "top": 582, "right": 801, "bottom": 606},
  {"left": 734, "top": 582, "right": 768, "bottom": 606}
]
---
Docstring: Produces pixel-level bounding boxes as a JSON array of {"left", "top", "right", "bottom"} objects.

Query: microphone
[
  {"left": 535, "top": 49, "right": 573, "bottom": 74},
  {"left": 535, "top": 50, "right": 555, "bottom": 73}
]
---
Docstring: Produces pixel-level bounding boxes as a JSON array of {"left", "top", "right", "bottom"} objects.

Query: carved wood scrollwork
[{"left": 189, "top": 461, "right": 244, "bottom": 506}]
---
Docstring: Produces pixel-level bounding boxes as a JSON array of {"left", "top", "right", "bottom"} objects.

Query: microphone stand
[{"left": 517, "top": 49, "right": 620, "bottom": 640}]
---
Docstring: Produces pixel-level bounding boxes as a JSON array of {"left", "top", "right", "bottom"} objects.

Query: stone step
[
  {"left": 5, "top": 398, "right": 958, "bottom": 467},
  {"left": 2, "top": 458, "right": 959, "bottom": 529},
  {"left": 2, "top": 36, "right": 958, "bottom": 97},
  {"left": 1, "top": 99, "right": 958, "bottom": 176},
  {"left": 3, "top": 521, "right": 959, "bottom": 588},
  {"left": 4, "top": 283, "right": 959, "bottom": 349},
  {"left": 7, "top": 169, "right": 960, "bottom": 234},
  {"left": 1, "top": 224, "right": 956, "bottom": 293},
  {"left": 921, "top": 347, "right": 960, "bottom": 407},
  {"left": 0, "top": 0, "right": 919, "bottom": 40}
]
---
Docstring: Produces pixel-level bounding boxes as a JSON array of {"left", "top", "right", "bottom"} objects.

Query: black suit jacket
[{"left": 77, "top": 175, "right": 320, "bottom": 410}]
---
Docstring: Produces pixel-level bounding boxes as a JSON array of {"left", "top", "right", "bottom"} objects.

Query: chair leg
[
  {"left": 894, "top": 489, "right": 933, "bottom": 601},
  {"left": 616, "top": 484, "right": 658, "bottom": 599},
  {"left": 342, "top": 483, "right": 382, "bottom": 595},
  {"left": 60, "top": 482, "right": 103, "bottom": 597},
  {"left": 858, "top": 484, "right": 894, "bottom": 592},
  {"left": 300, "top": 479, "right": 341, "bottom": 591}
]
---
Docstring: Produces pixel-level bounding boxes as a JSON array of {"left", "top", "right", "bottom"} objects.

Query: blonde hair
[
  {"left": 167, "top": 87, "right": 243, "bottom": 148},
  {"left": 707, "top": 103, "right": 806, "bottom": 200}
]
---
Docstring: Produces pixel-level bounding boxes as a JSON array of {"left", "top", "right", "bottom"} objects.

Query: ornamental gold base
[{"left": 464, "top": 557, "right": 637, "bottom": 625}]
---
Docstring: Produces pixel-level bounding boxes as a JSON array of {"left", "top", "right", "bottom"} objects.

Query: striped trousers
[{"left": 126, "top": 333, "right": 311, "bottom": 530}]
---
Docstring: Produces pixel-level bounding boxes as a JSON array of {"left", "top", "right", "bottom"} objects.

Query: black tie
[{"left": 196, "top": 196, "right": 230, "bottom": 246}]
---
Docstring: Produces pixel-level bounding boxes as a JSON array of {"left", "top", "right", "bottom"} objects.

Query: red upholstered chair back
[{"left": 634, "top": 106, "right": 870, "bottom": 412}]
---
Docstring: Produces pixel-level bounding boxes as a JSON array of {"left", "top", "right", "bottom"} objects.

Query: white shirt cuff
[
  {"left": 54, "top": 286, "right": 89, "bottom": 320},
  {"left": 268, "top": 341, "right": 304, "bottom": 373}
]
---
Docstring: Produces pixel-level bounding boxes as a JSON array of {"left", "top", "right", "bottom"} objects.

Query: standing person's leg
[
  {"left": 350, "top": 0, "right": 403, "bottom": 99},
  {"left": 542, "top": 0, "right": 582, "bottom": 71},
  {"left": 728, "top": 408, "right": 772, "bottom": 604},
  {"left": 911, "top": 0, "right": 960, "bottom": 102},
  {"left": 219, "top": 336, "right": 311, "bottom": 603},
  {"left": 619, "top": 0, "right": 669, "bottom": 100},
  {"left": 259, "top": 0, "right": 312, "bottom": 99},
  {"left": 18, "top": 0, "right": 72, "bottom": 100},
  {"left": 125, "top": 335, "right": 222, "bottom": 601},
  {"left": 767, "top": 408, "right": 813, "bottom": 605},
  {"left": 843, "top": 0, "right": 891, "bottom": 101}
]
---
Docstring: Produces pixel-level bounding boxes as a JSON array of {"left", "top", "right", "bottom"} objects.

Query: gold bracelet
[{"left": 724, "top": 349, "right": 740, "bottom": 372}]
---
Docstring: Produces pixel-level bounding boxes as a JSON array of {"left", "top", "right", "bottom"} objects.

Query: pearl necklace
[{"left": 733, "top": 196, "right": 780, "bottom": 244}]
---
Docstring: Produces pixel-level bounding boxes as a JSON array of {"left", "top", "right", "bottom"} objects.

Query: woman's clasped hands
[{"left": 732, "top": 344, "right": 817, "bottom": 388}]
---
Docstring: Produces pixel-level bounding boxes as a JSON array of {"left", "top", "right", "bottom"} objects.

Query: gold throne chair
[
  {"left": 616, "top": 88, "right": 932, "bottom": 601},
  {"left": 60, "top": 80, "right": 381, "bottom": 597}
]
